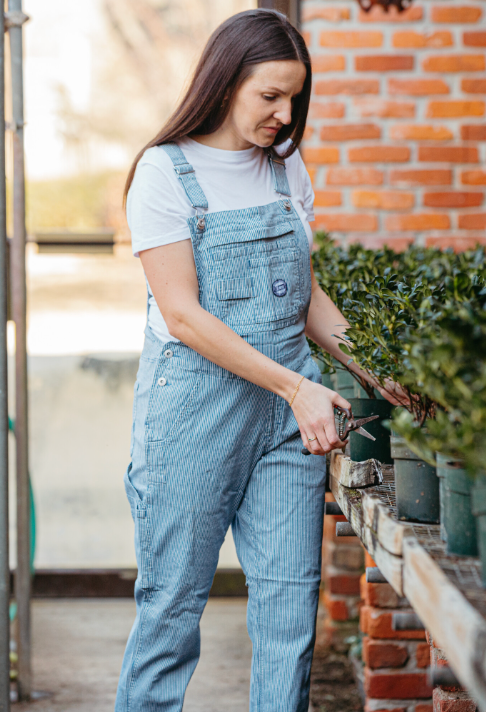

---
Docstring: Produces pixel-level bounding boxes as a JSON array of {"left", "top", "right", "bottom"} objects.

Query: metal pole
[
  {"left": 7, "top": 0, "right": 30, "bottom": 700},
  {"left": 0, "top": 7, "right": 10, "bottom": 711}
]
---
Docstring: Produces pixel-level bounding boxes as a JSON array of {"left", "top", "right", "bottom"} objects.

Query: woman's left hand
[{"left": 376, "top": 379, "right": 411, "bottom": 407}]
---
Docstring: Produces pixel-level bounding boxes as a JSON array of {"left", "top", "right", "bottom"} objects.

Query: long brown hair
[{"left": 124, "top": 9, "right": 312, "bottom": 202}]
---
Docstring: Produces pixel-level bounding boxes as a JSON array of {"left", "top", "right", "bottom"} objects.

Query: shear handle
[
  {"left": 334, "top": 405, "right": 353, "bottom": 440},
  {"left": 335, "top": 405, "right": 352, "bottom": 421},
  {"left": 301, "top": 405, "right": 352, "bottom": 455}
]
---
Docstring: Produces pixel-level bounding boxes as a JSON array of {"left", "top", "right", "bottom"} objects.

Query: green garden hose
[{"left": 8, "top": 416, "right": 36, "bottom": 626}]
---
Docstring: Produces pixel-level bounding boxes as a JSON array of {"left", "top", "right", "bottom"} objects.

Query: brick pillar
[
  {"left": 301, "top": 0, "right": 486, "bottom": 253},
  {"left": 321, "top": 492, "right": 364, "bottom": 650},
  {"left": 360, "top": 561, "right": 433, "bottom": 712},
  {"left": 427, "top": 633, "right": 478, "bottom": 712}
]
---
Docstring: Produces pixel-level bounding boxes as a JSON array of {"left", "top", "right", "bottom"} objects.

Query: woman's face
[{"left": 224, "top": 60, "right": 306, "bottom": 150}]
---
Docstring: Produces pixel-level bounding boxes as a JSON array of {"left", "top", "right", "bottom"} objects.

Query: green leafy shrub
[
  {"left": 310, "top": 234, "right": 486, "bottom": 473},
  {"left": 391, "top": 302, "right": 486, "bottom": 475}
]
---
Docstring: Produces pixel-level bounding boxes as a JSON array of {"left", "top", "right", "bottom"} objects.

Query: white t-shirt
[{"left": 127, "top": 137, "right": 315, "bottom": 344}]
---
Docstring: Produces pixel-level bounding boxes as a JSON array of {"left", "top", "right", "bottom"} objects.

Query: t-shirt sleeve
[{"left": 127, "top": 152, "right": 192, "bottom": 257}]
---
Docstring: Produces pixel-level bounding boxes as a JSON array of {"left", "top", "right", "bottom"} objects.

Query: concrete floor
[{"left": 16, "top": 598, "right": 252, "bottom": 712}]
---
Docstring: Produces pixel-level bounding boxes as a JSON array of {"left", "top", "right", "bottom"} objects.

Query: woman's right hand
[{"left": 290, "top": 378, "right": 351, "bottom": 456}]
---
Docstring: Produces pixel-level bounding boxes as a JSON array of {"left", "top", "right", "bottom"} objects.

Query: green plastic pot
[
  {"left": 331, "top": 369, "right": 355, "bottom": 399},
  {"left": 391, "top": 436, "right": 440, "bottom": 524},
  {"left": 471, "top": 471, "right": 486, "bottom": 587},
  {"left": 313, "top": 355, "right": 334, "bottom": 389},
  {"left": 353, "top": 379, "right": 369, "bottom": 399},
  {"left": 436, "top": 462, "right": 447, "bottom": 542},
  {"left": 347, "top": 398, "right": 394, "bottom": 464},
  {"left": 321, "top": 372, "right": 334, "bottom": 389},
  {"left": 353, "top": 381, "right": 386, "bottom": 400},
  {"left": 437, "top": 453, "right": 477, "bottom": 557}
]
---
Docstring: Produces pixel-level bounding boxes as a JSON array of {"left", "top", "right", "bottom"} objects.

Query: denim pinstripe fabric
[
  {"left": 267, "top": 150, "right": 292, "bottom": 197},
  {"left": 163, "top": 142, "right": 209, "bottom": 209},
  {"left": 116, "top": 144, "right": 326, "bottom": 712}
]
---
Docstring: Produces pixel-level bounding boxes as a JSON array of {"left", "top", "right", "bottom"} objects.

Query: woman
[{"left": 116, "top": 9, "right": 393, "bottom": 711}]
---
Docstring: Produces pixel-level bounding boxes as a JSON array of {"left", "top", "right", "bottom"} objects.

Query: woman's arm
[
  {"left": 140, "top": 240, "right": 351, "bottom": 455},
  {"left": 305, "top": 263, "right": 404, "bottom": 405}
]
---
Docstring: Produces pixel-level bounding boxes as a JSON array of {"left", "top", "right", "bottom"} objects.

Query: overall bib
[{"left": 116, "top": 143, "right": 326, "bottom": 712}]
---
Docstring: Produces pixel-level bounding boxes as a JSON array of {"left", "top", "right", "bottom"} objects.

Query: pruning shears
[{"left": 301, "top": 405, "right": 380, "bottom": 456}]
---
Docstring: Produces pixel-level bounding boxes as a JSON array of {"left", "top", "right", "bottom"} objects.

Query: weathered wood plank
[
  {"left": 330, "top": 475, "right": 366, "bottom": 539},
  {"left": 330, "top": 474, "right": 403, "bottom": 596},
  {"left": 365, "top": 535, "right": 403, "bottom": 597},
  {"left": 331, "top": 451, "right": 486, "bottom": 704},
  {"left": 330, "top": 450, "right": 383, "bottom": 489},
  {"left": 362, "top": 493, "right": 410, "bottom": 557},
  {"left": 403, "top": 537, "right": 486, "bottom": 711}
]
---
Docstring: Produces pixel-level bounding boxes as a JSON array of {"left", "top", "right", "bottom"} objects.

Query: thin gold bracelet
[{"left": 288, "top": 375, "right": 305, "bottom": 407}]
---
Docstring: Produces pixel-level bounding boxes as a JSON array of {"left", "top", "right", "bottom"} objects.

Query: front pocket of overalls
[
  {"left": 216, "top": 278, "right": 254, "bottom": 301},
  {"left": 214, "top": 251, "right": 301, "bottom": 326},
  {"left": 145, "top": 367, "right": 201, "bottom": 445},
  {"left": 249, "top": 250, "right": 301, "bottom": 322}
]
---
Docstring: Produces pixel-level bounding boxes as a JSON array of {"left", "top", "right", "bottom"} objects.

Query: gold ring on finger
[{"left": 308, "top": 436, "right": 317, "bottom": 442}]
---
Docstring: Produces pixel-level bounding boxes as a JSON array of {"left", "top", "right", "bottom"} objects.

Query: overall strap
[
  {"left": 266, "top": 149, "right": 291, "bottom": 198},
  {"left": 161, "top": 143, "right": 209, "bottom": 210}
]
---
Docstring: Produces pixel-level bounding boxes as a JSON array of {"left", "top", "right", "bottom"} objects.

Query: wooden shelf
[{"left": 329, "top": 450, "right": 486, "bottom": 710}]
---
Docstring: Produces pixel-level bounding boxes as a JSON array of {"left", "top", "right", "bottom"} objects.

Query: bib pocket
[
  {"left": 213, "top": 249, "right": 302, "bottom": 328},
  {"left": 216, "top": 278, "right": 254, "bottom": 302},
  {"left": 249, "top": 250, "right": 302, "bottom": 323}
]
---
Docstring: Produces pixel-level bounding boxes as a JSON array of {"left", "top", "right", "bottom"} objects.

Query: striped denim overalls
[{"left": 116, "top": 143, "right": 326, "bottom": 712}]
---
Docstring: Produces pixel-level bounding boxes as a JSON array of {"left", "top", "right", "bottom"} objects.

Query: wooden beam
[
  {"left": 330, "top": 449, "right": 486, "bottom": 706},
  {"left": 362, "top": 492, "right": 410, "bottom": 557},
  {"left": 330, "top": 450, "right": 383, "bottom": 489},
  {"left": 403, "top": 538, "right": 486, "bottom": 710},
  {"left": 330, "top": 474, "right": 403, "bottom": 595}
]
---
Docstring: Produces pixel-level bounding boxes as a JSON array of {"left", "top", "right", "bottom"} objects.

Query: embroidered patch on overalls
[{"left": 272, "top": 279, "right": 288, "bottom": 297}]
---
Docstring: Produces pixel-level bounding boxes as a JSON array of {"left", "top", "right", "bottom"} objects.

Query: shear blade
[{"left": 356, "top": 426, "right": 376, "bottom": 441}]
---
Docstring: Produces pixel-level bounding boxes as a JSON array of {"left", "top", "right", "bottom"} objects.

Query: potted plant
[
  {"left": 311, "top": 236, "right": 402, "bottom": 463},
  {"left": 310, "top": 236, "right": 485, "bottom": 505},
  {"left": 392, "top": 299, "right": 486, "bottom": 559},
  {"left": 336, "top": 272, "right": 441, "bottom": 521}
]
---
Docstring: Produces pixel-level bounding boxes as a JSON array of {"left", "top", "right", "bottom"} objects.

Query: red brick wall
[
  {"left": 301, "top": 0, "right": 486, "bottom": 252},
  {"left": 361, "top": 569, "right": 433, "bottom": 712},
  {"left": 320, "top": 493, "right": 364, "bottom": 648}
]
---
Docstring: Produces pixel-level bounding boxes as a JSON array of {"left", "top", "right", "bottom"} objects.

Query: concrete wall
[{"left": 9, "top": 247, "right": 240, "bottom": 570}]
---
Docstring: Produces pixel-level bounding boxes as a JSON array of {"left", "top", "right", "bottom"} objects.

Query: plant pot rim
[
  {"left": 436, "top": 452, "right": 465, "bottom": 468},
  {"left": 391, "top": 435, "right": 431, "bottom": 463}
]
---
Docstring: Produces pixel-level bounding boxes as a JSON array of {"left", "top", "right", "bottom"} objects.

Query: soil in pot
[
  {"left": 391, "top": 436, "right": 440, "bottom": 524},
  {"left": 437, "top": 453, "right": 477, "bottom": 557},
  {"left": 472, "top": 472, "right": 486, "bottom": 587},
  {"left": 347, "top": 398, "right": 394, "bottom": 464}
]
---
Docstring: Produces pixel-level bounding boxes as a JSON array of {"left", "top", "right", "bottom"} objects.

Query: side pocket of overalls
[
  {"left": 124, "top": 462, "right": 154, "bottom": 590},
  {"left": 125, "top": 354, "right": 161, "bottom": 590},
  {"left": 130, "top": 381, "right": 139, "bottom": 459}
]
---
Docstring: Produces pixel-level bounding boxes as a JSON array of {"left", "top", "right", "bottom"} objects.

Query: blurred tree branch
[{"left": 54, "top": 0, "right": 254, "bottom": 169}]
